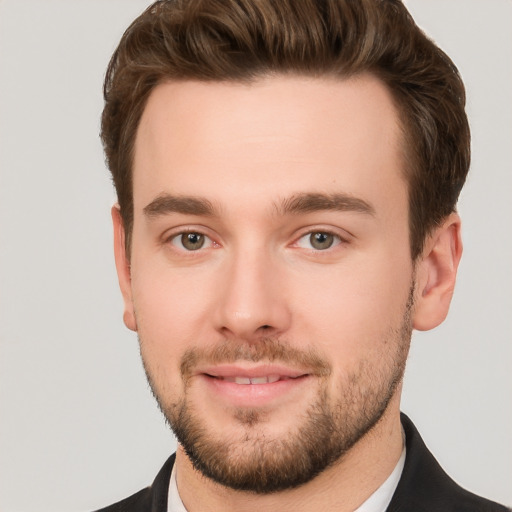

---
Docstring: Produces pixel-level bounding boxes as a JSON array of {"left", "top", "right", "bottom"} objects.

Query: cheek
[
  {"left": 131, "top": 261, "right": 217, "bottom": 367},
  {"left": 291, "top": 249, "right": 413, "bottom": 358}
]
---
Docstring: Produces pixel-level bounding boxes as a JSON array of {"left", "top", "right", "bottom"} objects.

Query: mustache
[{"left": 180, "top": 337, "right": 332, "bottom": 380}]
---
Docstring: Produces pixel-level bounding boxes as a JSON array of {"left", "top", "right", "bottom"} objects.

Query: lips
[
  {"left": 194, "top": 364, "right": 311, "bottom": 406},
  {"left": 199, "top": 364, "right": 308, "bottom": 382},
  {"left": 210, "top": 374, "right": 301, "bottom": 384}
]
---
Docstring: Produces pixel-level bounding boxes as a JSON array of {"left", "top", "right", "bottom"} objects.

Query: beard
[{"left": 139, "top": 286, "right": 413, "bottom": 494}]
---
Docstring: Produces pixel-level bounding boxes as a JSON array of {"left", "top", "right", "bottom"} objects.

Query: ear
[
  {"left": 112, "top": 205, "right": 137, "bottom": 332},
  {"left": 413, "top": 213, "right": 463, "bottom": 331}
]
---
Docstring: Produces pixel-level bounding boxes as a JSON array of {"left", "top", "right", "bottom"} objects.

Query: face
[{"left": 118, "top": 75, "right": 417, "bottom": 492}]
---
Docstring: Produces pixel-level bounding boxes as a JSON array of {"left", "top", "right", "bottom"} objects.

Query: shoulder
[
  {"left": 388, "top": 414, "right": 509, "bottom": 512},
  {"left": 93, "top": 454, "right": 176, "bottom": 512}
]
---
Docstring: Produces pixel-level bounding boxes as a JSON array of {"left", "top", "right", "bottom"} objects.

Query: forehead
[{"left": 132, "top": 74, "right": 406, "bottom": 218}]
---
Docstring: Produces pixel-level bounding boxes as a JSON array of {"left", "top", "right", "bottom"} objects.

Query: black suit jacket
[{"left": 95, "top": 414, "right": 509, "bottom": 511}]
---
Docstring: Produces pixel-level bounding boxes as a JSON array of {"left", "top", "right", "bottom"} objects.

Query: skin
[{"left": 113, "top": 74, "right": 462, "bottom": 511}]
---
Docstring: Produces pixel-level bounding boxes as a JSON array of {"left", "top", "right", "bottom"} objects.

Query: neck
[{"left": 175, "top": 397, "right": 404, "bottom": 512}]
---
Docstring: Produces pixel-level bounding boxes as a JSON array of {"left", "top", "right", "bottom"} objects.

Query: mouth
[
  {"left": 194, "top": 364, "right": 311, "bottom": 406},
  {"left": 205, "top": 374, "right": 304, "bottom": 384},
  {"left": 199, "top": 363, "right": 309, "bottom": 382}
]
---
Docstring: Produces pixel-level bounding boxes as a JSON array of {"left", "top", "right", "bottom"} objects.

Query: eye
[
  {"left": 170, "top": 232, "right": 213, "bottom": 251},
  {"left": 296, "top": 231, "right": 341, "bottom": 251}
]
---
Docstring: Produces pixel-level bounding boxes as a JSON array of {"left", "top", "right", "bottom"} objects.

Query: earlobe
[
  {"left": 112, "top": 205, "right": 138, "bottom": 332},
  {"left": 413, "top": 213, "right": 463, "bottom": 331}
]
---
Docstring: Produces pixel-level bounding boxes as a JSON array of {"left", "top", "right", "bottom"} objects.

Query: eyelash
[
  {"left": 164, "top": 228, "right": 349, "bottom": 253},
  {"left": 293, "top": 230, "right": 347, "bottom": 251},
  {"left": 167, "top": 229, "right": 217, "bottom": 252}
]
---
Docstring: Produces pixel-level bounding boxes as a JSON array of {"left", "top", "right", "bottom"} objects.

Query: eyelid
[
  {"left": 161, "top": 225, "right": 351, "bottom": 252},
  {"left": 163, "top": 226, "right": 220, "bottom": 251},
  {"left": 171, "top": 233, "right": 213, "bottom": 250},
  {"left": 292, "top": 227, "right": 351, "bottom": 250}
]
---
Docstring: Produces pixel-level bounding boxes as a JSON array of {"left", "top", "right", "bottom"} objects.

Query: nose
[{"left": 213, "top": 248, "right": 292, "bottom": 341}]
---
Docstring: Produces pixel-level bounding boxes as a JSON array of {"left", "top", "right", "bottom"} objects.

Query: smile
[
  {"left": 194, "top": 364, "right": 312, "bottom": 406},
  {"left": 209, "top": 375, "right": 300, "bottom": 384}
]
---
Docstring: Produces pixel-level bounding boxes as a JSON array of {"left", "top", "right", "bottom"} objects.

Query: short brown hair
[{"left": 101, "top": 0, "right": 470, "bottom": 259}]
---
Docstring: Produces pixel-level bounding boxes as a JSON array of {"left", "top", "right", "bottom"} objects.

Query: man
[{"left": 97, "top": 0, "right": 508, "bottom": 510}]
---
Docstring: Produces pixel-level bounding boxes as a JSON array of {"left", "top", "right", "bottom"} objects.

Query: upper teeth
[{"left": 223, "top": 375, "right": 281, "bottom": 384}]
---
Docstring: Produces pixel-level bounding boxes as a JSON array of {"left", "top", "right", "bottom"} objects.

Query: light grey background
[{"left": 0, "top": 1, "right": 510, "bottom": 510}]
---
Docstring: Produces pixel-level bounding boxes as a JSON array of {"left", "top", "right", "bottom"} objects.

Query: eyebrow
[
  {"left": 143, "top": 194, "right": 217, "bottom": 218},
  {"left": 276, "top": 192, "right": 375, "bottom": 216},
  {"left": 142, "top": 191, "right": 375, "bottom": 219}
]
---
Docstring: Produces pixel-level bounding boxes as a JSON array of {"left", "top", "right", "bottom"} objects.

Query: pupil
[
  {"left": 311, "top": 232, "right": 333, "bottom": 250},
  {"left": 182, "top": 233, "right": 204, "bottom": 250}
]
